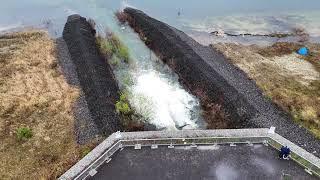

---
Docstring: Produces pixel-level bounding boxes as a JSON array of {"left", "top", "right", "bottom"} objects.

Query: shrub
[
  {"left": 107, "top": 33, "right": 130, "bottom": 62},
  {"left": 117, "top": 45, "right": 129, "bottom": 63},
  {"left": 116, "top": 101, "right": 131, "bottom": 115},
  {"left": 96, "top": 36, "right": 114, "bottom": 58},
  {"left": 108, "top": 33, "right": 121, "bottom": 48},
  {"left": 110, "top": 55, "right": 120, "bottom": 66},
  {"left": 17, "top": 127, "right": 33, "bottom": 140},
  {"left": 115, "top": 92, "right": 132, "bottom": 115},
  {"left": 119, "top": 92, "right": 128, "bottom": 102},
  {"left": 97, "top": 33, "right": 130, "bottom": 63}
]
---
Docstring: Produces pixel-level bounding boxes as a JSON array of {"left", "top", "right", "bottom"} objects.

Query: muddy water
[{"left": 1, "top": 0, "right": 319, "bottom": 129}]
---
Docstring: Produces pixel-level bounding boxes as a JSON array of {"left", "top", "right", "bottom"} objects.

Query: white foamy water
[
  {"left": 107, "top": 20, "right": 206, "bottom": 130},
  {"left": 130, "top": 71, "right": 201, "bottom": 130}
]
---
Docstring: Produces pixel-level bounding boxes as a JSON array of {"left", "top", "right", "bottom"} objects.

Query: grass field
[
  {"left": 0, "top": 31, "right": 94, "bottom": 179},
  {"left": 213, "top": 42, "right": 320, "bottom": 138}
]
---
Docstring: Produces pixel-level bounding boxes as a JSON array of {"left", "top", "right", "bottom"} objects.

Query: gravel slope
[
  {"left": 56, "top": 37, "right": 101, "bottom": 144},
  {"left": 58, "top": 14, "right": 122, "bottom": 141}
]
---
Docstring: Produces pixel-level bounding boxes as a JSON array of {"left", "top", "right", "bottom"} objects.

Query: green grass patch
[
  {"left": 80, "top": 147, "right": 92, "bottom": 158},
  {"left": 16, "top": 127, "right": 33, "bottom": 140},
  {"left": 96, "top": 33, "right": 130, "bottom": 64},
  {"left": 115, "top": 92, "right": 132, "bottom": 115},
  {"left": 117, "top": 45, "right": 129, "bottom": 63},
  {"left": 96, "top": 36, "right": 114, "bottom": 58},
  {"left": 110, "top": 55, "right": 121, "bottom": 66}
]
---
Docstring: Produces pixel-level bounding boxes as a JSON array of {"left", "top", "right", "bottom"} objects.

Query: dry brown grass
[
  {"left": 213, "top": 42, "right": 320, "bottom": 138},
  {"left": 0, "top": 31, "right": 96, "bottom": 179}
]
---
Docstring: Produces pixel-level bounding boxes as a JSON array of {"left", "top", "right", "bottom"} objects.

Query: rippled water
[
  {"left": 1, "top": 0, "right": 319, "bottom": 129},
  {"left": 1, "top": 0, "right": 320, "bottom": 39}
]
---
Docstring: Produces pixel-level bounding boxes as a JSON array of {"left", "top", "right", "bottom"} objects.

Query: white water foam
[{"left": 130, "top": 71, "right": 202, "bottom": 130}]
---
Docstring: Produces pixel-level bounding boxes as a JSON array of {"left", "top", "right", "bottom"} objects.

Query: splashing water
[
  {"left": 113, "top": 24, "right": 205, "bottom": 130},
  {"left": 130, "top": 71, "right": 202, "bottom": 130}
]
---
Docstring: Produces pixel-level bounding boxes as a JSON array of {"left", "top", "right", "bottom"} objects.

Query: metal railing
[{"left": 120, "top": 136, "right": 267, "bottom": 146}]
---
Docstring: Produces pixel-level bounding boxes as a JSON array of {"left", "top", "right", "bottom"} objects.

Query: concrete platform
[{"left": 90, "top": 144, "right": 316, "bottom": 180}]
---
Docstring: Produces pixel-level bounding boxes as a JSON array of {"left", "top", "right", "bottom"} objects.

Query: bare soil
[
  {"left": 0, "top": 31, "right": 95, "bottom": 179},
  {"left": 212, "top": 42, "right": 320, "bottom": 137}
]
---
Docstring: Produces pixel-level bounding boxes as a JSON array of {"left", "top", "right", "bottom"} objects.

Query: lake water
[
  {"left": 1, "top": 0, "right": 320, "bottom": 40},
  {"left": 1, "top": 0, "right": 319, "bottom": 129}
]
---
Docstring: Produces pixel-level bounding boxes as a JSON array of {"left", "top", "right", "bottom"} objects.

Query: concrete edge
[
  {"left": 59, "top": 128, "right": 320, "bottom": 179},
  {"left": 59, "top": 133, "right": 120, "bottom": 180},
  {"left": 119, "top": 128, "right": 270, "bottom": 139},
  {"left": 268, "top": 133, "right": 320, "bottom": 169}
]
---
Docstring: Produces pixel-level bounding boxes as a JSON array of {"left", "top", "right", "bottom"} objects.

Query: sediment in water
[
  {"left": 123, "top": 8, "right": 320, "bottom": 157},
  {"left": 63, "top": 14, "right": 122, "bottom": 136}
]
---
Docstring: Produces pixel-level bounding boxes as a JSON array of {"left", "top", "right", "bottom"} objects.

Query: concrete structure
[{"left": 59, "top": 128, "right": 320, "bottom": 179}]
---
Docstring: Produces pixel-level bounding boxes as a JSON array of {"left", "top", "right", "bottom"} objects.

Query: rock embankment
[
  {"left": 63, "top": 14, "right": 122, "bottom": 136},
  {"left": 123, "top": 8, "right": 320, "bottom": 157}
]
